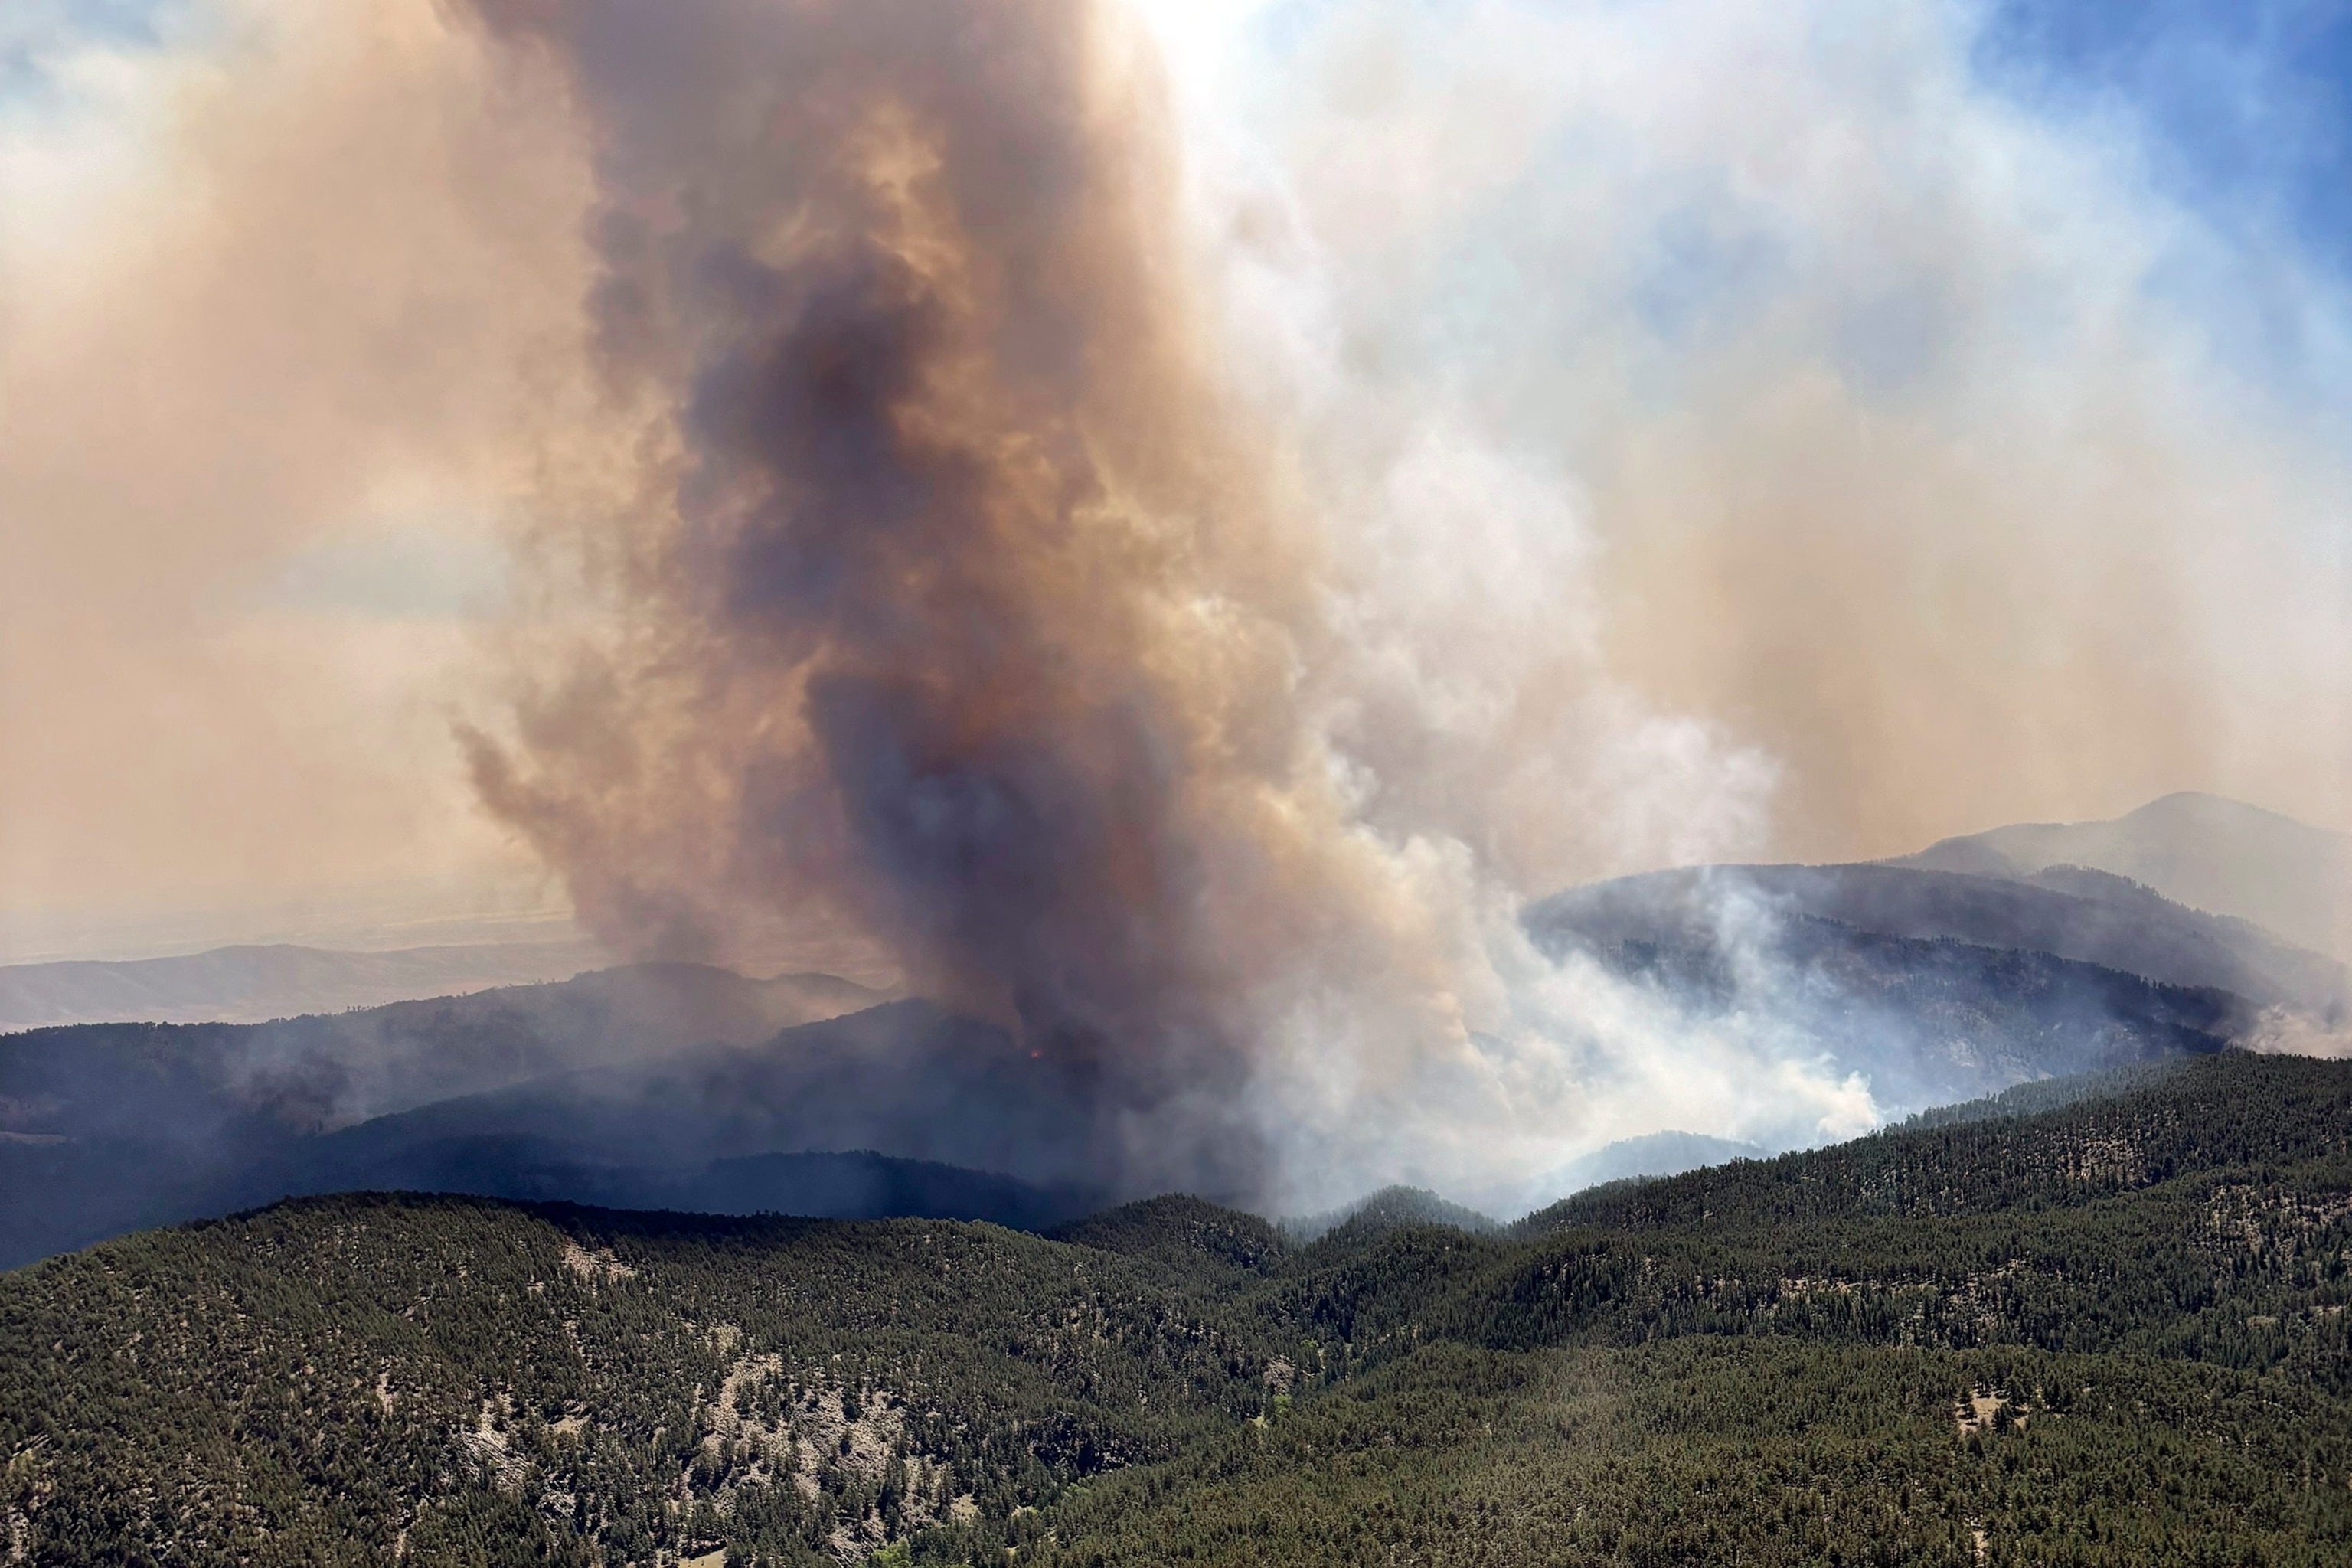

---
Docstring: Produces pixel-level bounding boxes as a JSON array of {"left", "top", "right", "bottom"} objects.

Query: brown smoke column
[{"left": 461, "top": 0, "right": 1379, "bottom": 1195}]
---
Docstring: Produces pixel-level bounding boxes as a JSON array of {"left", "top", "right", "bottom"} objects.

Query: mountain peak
[{"left": 1891, "top": 794, "right": 2350, "bottom": 962}]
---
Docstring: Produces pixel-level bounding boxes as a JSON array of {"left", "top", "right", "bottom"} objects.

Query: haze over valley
[{"left": 8, "top": 791, "right": 2345, "bottom": 1272}]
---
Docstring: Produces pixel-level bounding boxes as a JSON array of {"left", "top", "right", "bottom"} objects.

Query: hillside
[
  {"left": 1893, "top": 792, "right": 2352, "bottom": 963},
  {"left": 1524, "top": 858, "right": 2352, "bottom": 1115},
  {"left": 0, "top": 965, "right": 889, "bottom": 1269},
  {"left": 289, "top": 1001, "right": 1111, "bottom": 1194},
  {"left": 8, "top": 1050, "right": 2352, "bottom": 1565},
  {"left": 1529, "top": 860, "right": 2347, "bottom": 1014},
  {"left": 0, "top": 962, "right": 885, "bottom": 1135}
]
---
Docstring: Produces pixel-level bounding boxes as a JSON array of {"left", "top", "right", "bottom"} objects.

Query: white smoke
[{"left": 1129, "top": 0, "right": 2352, "bottom": 1210}]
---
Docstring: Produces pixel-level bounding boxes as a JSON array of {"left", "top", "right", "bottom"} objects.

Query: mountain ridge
[
  {"left": 1891, "top": 790, "right": 2352, "bottom": 961},
  {"left": 0, "top": 938, "right": 610, "bottom": 1030},
  {"left": 1530, "top": 858, "right": 2348, "bottom": 1014},
  {"left": 0, "top": 963, "right": 892, "bottom": 1267}
]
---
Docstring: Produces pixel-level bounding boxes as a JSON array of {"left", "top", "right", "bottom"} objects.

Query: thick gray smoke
[{"left": 463, "top": 0, "right": 1348, "bottom": 1198}]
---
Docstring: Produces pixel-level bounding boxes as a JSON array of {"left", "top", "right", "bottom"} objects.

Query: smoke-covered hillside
[
  {"left": 1529, "top": 860, "right": 2347, "bottom": 1014},
  {"left": 1525, "top": 857, "right": 2349, "bottom": 1113},
  {"left": 0, "top": 945, "right": 2262, "bottom": 1273},
  {"left": 16, "top": 833, "right": 2341, "bottom": 1271},
  {"left": 10, "top": 795, "right": 2347, "bottom": 1273},
  {"left": 0, "top": 965, "right": 887, "bottom": 1267}
]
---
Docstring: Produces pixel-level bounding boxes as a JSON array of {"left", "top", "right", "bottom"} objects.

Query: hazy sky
[{"left": 2, "top": 0, "right": 2347, "bottom": 964}]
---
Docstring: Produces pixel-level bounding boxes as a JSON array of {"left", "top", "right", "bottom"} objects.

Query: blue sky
[
  {"left": 1978, "top": 0, "right": 2352, "bottom": 275},
  {"left": 0, "top": 2, "right": 166, "bottom": 100}
]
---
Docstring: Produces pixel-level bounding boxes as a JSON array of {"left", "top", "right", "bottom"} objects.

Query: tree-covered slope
[
  {"left": 2, "top": 1198, "right": 1289, "bottom": 1567},
  {"left": 8, "top": 1051, "right": 2352, "bottom": 1566}
]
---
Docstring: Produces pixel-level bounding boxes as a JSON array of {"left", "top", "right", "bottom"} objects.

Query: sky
[{"left": 1, "top": 0, "right": 2348, "bottom": 965}]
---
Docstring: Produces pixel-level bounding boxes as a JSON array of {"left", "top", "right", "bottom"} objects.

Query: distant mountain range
[
  {"left": 1532, "top": 1129, "right": 1766, "bottom": 1194},
  {"left": 0, "top": 938, "right": 612, "bottom": 1030},
  {"left": 1891, "top": 790, "right": 2352, "bottom": 962},
  {"left": 31, "top": 793, "right": 2321, "bottom": 1034}
]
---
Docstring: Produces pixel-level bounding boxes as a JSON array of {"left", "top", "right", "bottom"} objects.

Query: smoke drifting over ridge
[
  {"left": 11, "top": 0, "right": 2352, "bottom": 1208},
  {"left": 461, "top": 0, "right": 1419, "bottom": 1197},
  {"left": 445, "top": 0, "right": 2351, "bottom": 1207}
]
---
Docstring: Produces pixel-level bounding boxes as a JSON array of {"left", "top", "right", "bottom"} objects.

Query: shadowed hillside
[{"left": 0, "top": 965, "right": 889, "bottom": 1267}]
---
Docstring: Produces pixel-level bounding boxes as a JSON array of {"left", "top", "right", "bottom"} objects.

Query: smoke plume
[
  {"left": 15, "top": 0, "right": 2351, "bottom": 1210},
  {"left": 461, "top": 0, "right": 1415, "bottom": 1197}
]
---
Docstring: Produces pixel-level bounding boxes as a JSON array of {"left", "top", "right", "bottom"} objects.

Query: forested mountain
[
  {"left": 1529, "top": 860, "right": 2348, "bottom": 1016},
  {"left": 8, "top": 1050, "right": 2351, "bottom": 1565},
  {"left": 1279, "top": 1185, "right": 1502, "bottom": 1243},
  {"left": 1524, "top": 858, "right": 2352, "bottom": 1113}
]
